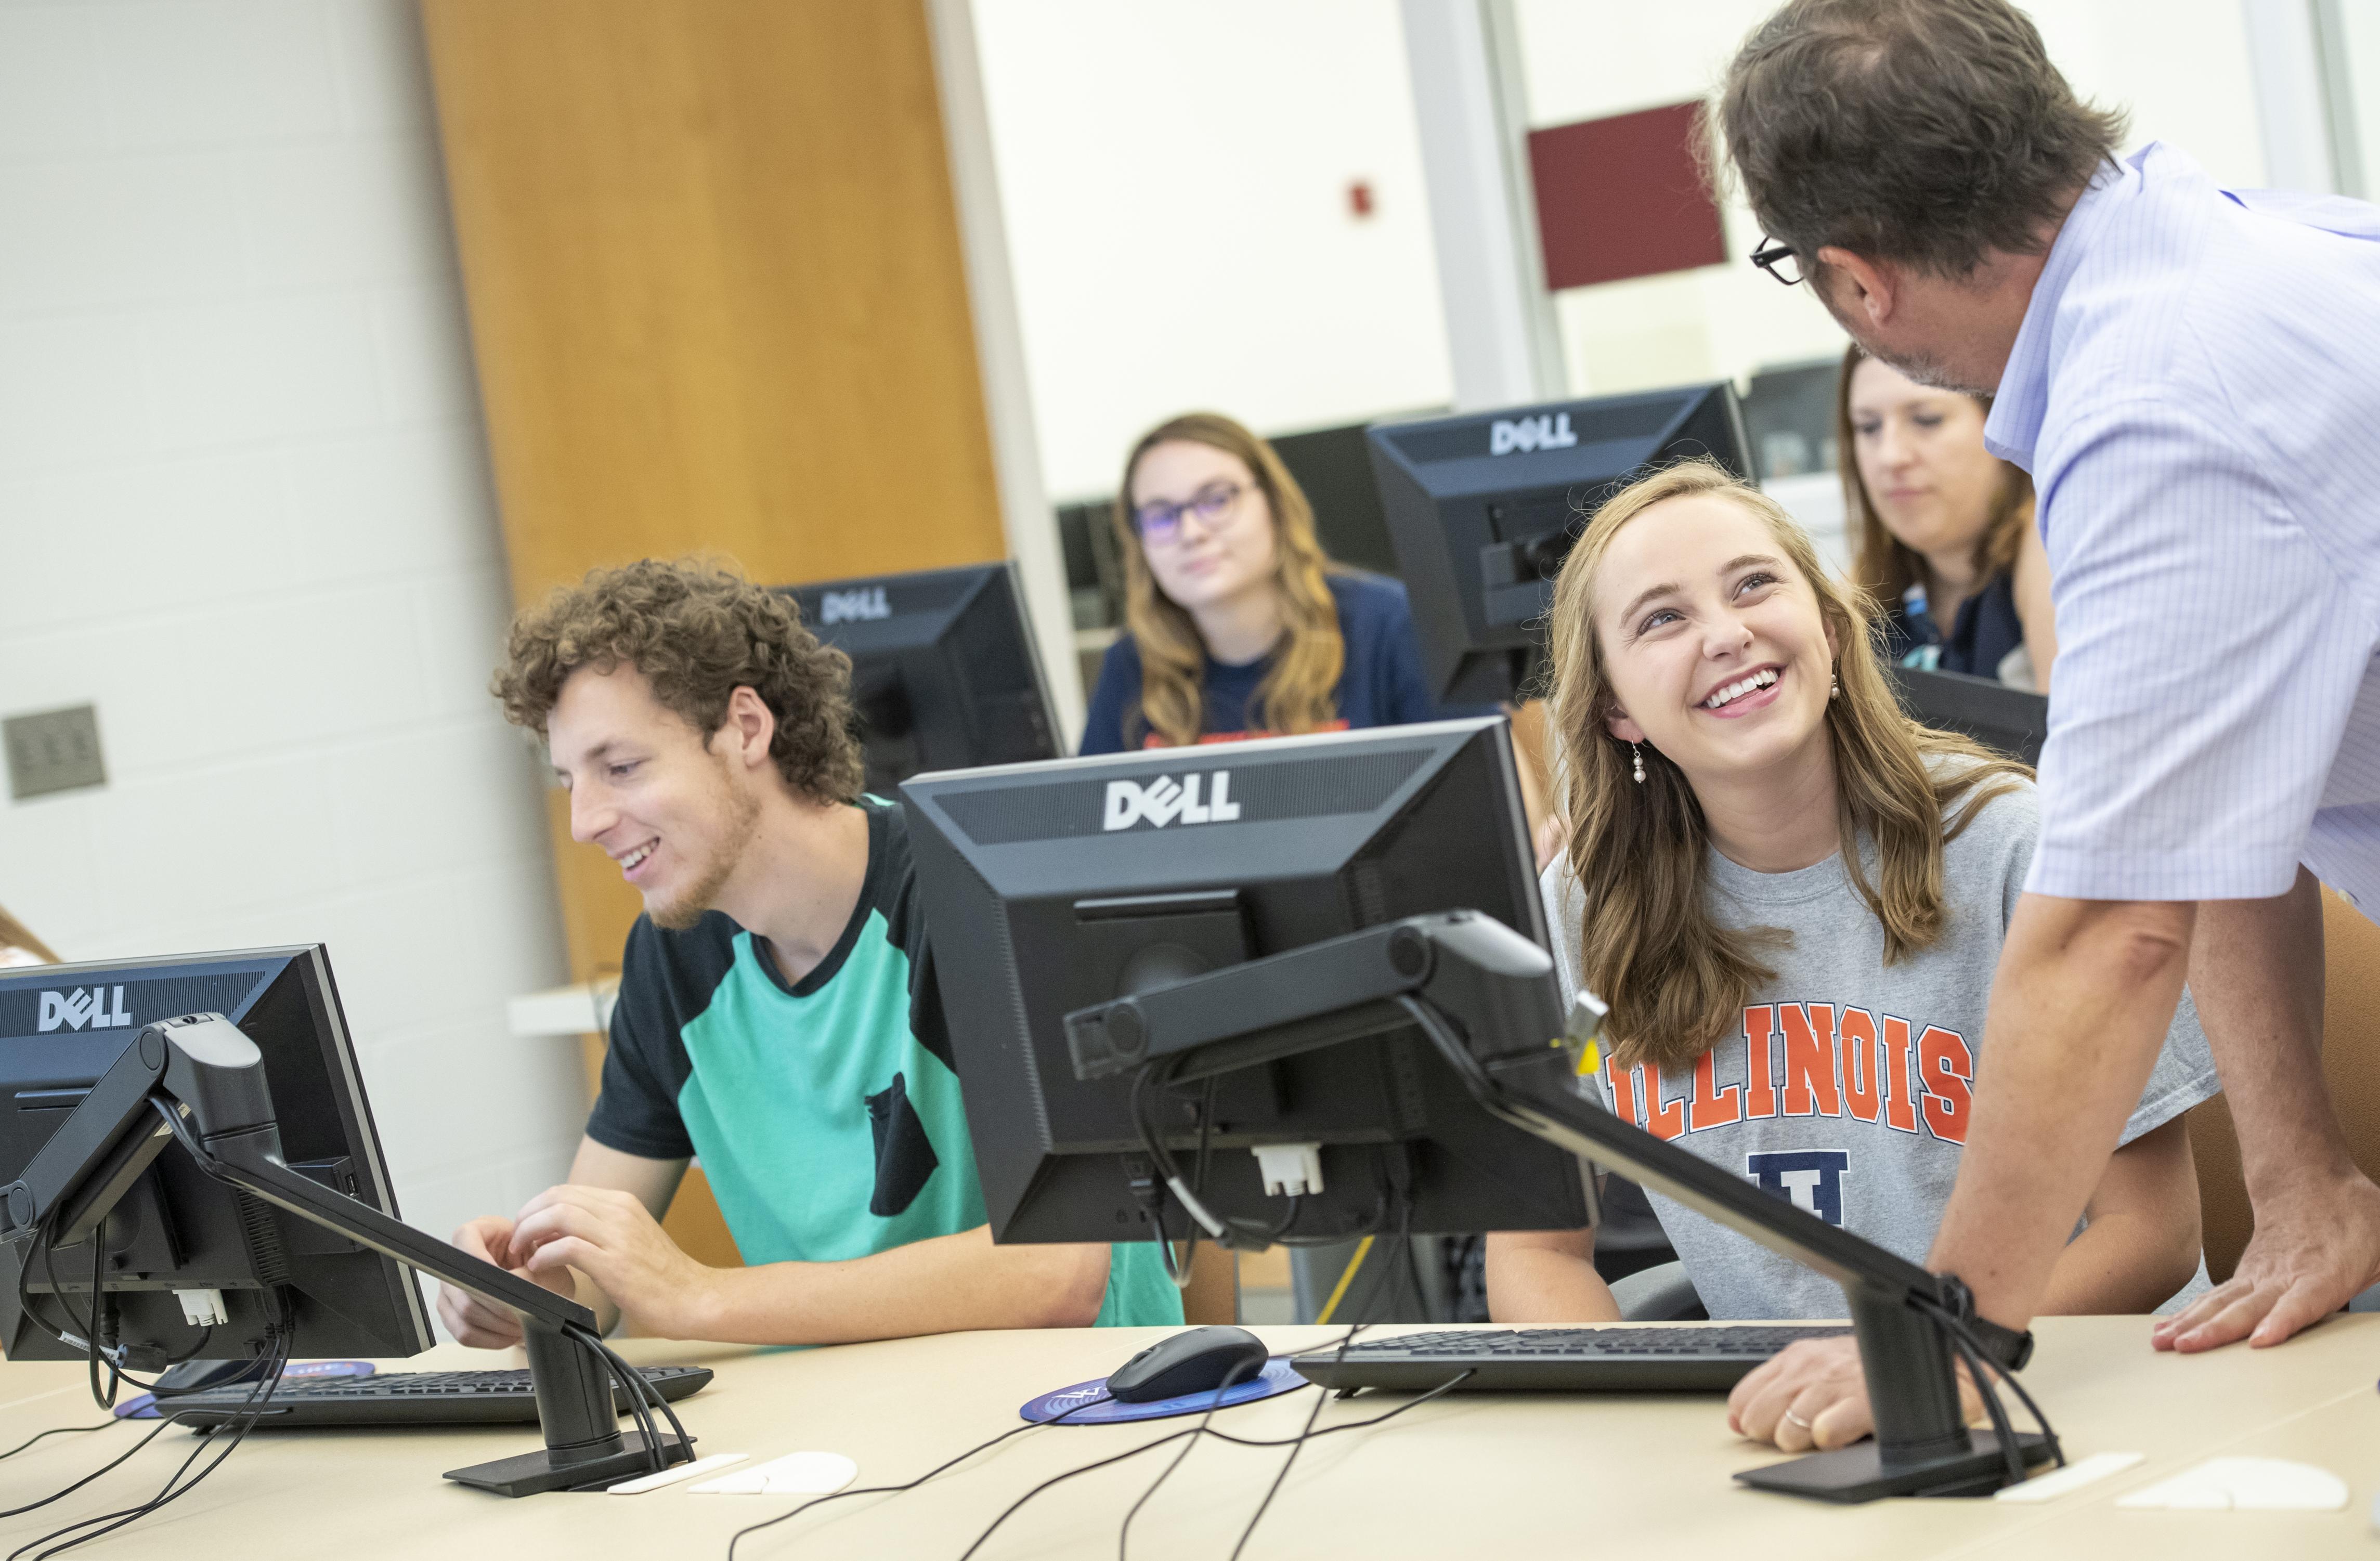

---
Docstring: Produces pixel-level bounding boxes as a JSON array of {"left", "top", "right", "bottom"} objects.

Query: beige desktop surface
[{"left": 0, "top": 1316, "right": 2374, "bottom": 1559}]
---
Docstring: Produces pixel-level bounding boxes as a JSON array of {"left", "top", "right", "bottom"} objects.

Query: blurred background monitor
[
  {"left": 899, "top": 717, "right": 1593, "bottom": 1259},
  {"left": 1888, "top": 666, "right": 2049, "bottom": 768},
  {"left": 781, "top": 563, "right": 1061, "bottom": 796},
  {"left": 0, "top": 946, "right": 432, "bottom": 1365},
  {"left": 1368, "top": 384, "right": 1752, "bottom": 705}
]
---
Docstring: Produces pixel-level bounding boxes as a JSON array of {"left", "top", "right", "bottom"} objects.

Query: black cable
[
  {"left": 1197, "top": 1367, "right": 1474, "bottom": 1449},
  {"left": 954, "top": 1422, "right": 1212, "bottom": 1561},
  {"left": 12, "top": 1306, "right": 293, "bottom": 1560},
  {"left": 587, "top": 1332, "right": 683, "bottom": 1468},
  {"left": 1225, "top": 1325, "right": 1365, "bottom": 1561},
  {"left": 571, "top": 1326, "right": 691, "bottom": 1476},
  {"left": 722, "top": 1393, "right": 1108, "bottom": 1561},
  {"left": 1129, "top": 1062, "right": 1369, "bottom": 1254},
  {"left": 1117, "top": 1350, "right": 1268, "bottom": 1560},
  {"left": 1945, "top": 1328, "right": 2025, "bottom": 1490},
  {"left": 1906, "top": 1290, "right": 2062, "bottom": 1485},
  {"left": 0, "top": 1426, "right": 114, "bottom": 1464},
  {"left": 0, "top": 1420, "right": 179, "bottom": 1520}
]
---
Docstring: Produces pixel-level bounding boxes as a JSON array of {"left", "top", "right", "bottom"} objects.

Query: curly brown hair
[{"left": 493, "top": 558, "right": 864, "bottom": 805}]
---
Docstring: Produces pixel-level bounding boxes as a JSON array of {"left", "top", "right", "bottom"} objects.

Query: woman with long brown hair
[
  {"left": 1484, "top": 462, "right": 2212, "bottom": 1424},
  {"left": 1079, "top": 412, "right": 1476, "bottom": 752},
  {"left": 1840, "top": 343, "right": 2058, "bottom": 688}
]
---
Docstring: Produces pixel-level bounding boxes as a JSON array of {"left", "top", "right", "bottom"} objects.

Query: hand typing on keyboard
[
  {"left": 1728, "top": 1335, "right": 1983, "bottom": 1452},
  {"left": 508, "top": 1183, "right": 718, "bottom": 1339},
  {"left": 439, "top": 1215, "right": 579, "bottom": 1348}
]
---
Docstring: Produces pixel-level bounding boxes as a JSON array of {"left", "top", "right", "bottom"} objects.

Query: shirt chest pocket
[{"left": 863, "top": 1071, "right": 941, "bottom": 1218}]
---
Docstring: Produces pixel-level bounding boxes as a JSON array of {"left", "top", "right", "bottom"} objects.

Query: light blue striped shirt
[{"left": 1986, "top": 142, "right": 2380, "bottom": 912}]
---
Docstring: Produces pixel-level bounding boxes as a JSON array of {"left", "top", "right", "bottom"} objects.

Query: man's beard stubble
[
  {"left": 1810, "top": 271, "right": 1994, "bottom": 398},
  {"left": 648, "top": 779, "right": 763, "bottom": 932}
]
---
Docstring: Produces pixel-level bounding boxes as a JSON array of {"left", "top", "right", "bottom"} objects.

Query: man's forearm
[
  {"left": 658, "top": 1228, "right": 1113, "bottom": 1345},
  {"left": 1927, "top": 894, "right": 2193, "bottom": 1325},
  {"left": 2190, "top": 870, "right": 2347, "bottom": 1196}
]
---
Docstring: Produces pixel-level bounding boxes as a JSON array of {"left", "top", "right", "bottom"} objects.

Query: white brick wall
[{"left": 0, "top": 0, "right": 585, "bottom": 1283}]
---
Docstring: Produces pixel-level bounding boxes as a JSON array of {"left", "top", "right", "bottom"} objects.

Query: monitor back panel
[
  {"left": 0, "top": 948, "right": 432, "bottom": 1362},
  {"left": 901, "top": 719, "right": 1591, "bottom": 1246},
  {"left": 1888, "top": 667, "right": 2048, "bottom": 767},
  {"left": 783, "top": 563, "right": 1059, "bottom": 791},
  {"left": 1369, "top": 385, "right": 1750, "bottom": 703}
]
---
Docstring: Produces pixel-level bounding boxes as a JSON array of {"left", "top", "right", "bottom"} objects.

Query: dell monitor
[
  {"left": 1370, "top": 384, "right": 1753, "bottom": 704},
  {"left": 780, "top": 563, "right": 1061, "bottom": 793},
  {"left": 898, "top": 718, "right": 1595, "bottom": 1254},
  {"left": 0, "top": 949, "right": 690, "bottom": 1496},
  {"left": 1889, "top": 667, "right": 2048, "bottom": 767},
  {"left": 0, "top": 946, "right": 430, "bottom": 1365},
  {"left": 1268, "top": 418, "right": 1420, "bottom": 580}
]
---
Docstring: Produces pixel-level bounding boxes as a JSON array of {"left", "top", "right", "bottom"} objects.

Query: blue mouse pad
[
  {"left": 1020, "top": 1358, "right": 1308, "bottom": 1424},
  {"left": 114, "top": 1359, "right": 376, "bottom": 1419}
]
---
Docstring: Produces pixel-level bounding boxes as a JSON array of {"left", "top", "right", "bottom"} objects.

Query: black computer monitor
[
  {"left": 779, "top": 563, "right": 1061, "bottom": 793},
  {"left": 1889, "top": 666, "right": 2047, "bottom": 767},
  {"left": 1268, "top": 418, "right": 1425, "bottom": 580},
  {"left": 0, "top": 947, "right": 432, "bottom": 1366},
  {"left": 1369, "top": 384, "right": 1752, "bottom": 704},
  {"left": 898, "top": 718, "right": 1595, "bottom": 1251}
]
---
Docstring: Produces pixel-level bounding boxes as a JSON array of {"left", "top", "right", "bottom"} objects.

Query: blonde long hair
[
  {"left": 1836, "top": 342, "right": 2035, "bottom": 613},
  {"left": 1545, "top": 460, "right": 2026, "bottom": 1075},
  {"left": 1111, "top": 413, "right": 1344, "bottom": 748}
]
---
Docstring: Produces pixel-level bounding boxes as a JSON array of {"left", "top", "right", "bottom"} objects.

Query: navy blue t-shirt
[
  {"left": 1879, "top": 569, "right": 2029, "bottom": 684},
  {"left": 1080, "top": 573, "right": 1489, "bottom": 752}
]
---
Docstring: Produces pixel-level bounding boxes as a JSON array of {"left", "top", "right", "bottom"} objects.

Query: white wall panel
[{"left": 0, "top": 0, "right": 578, "bottom": 1307}]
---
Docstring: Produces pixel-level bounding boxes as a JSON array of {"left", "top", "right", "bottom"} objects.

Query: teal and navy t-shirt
[{"left": 587, "top": 800, "right": 1180, "bottom": 1329}]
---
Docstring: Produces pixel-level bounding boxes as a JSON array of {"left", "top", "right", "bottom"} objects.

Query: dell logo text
[
  {"left": 1488, "top": 412, "right": 1578, "bottom": 456},
  {"left": 37, "top": 987, "right": 132, "bottom": 1033},
  {"left": 820, "top": 587, "right": 892, "bottom": 625},
  {"left": 1102, "top": 772, "right": 1241, "bottom": 832}
]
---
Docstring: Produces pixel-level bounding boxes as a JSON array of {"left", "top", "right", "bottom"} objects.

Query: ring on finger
[{"left": 1782, "top": 1409, "right": 1813, "bottom": 1431}]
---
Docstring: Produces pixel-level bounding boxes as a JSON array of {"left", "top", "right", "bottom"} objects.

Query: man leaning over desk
[
  {"left": 1709, "top": 0, "right": 2380, "bottom": 1449},
  {"left": 437, "top": 558, "right": 1182, "bottom": 1347}
]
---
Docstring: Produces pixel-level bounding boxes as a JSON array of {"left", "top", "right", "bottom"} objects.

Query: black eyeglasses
[
  {"left": 1132, "top": 480, "right": 1243, "bottom": 545},
  {"left": 1751, "top": 236, "right": 1805, "bottom": 287}
]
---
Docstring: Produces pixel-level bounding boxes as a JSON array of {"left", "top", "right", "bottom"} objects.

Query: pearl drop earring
[
  {"left": 1632, "top": 743, "right": 1645, "bottom": 785},
  {"left": 1830, "top": 671, "right": 1841, "bottom": 699}
]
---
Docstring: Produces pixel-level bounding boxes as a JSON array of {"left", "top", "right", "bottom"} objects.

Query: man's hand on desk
[
  {"left": 1726, "top": 1335, "right": 1983, "bottom": 1452},
  {"left": 2153, "top": 1170, "right": 2380, "bottom": 1352},
  {"left": 506, "top": 1183, "right": 719, "bottom": 1339},
  {"left": 437, "top": 1215, "right": 578, "bottom": 1348}
]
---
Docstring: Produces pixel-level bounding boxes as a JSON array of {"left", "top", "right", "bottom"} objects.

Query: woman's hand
[{"left": 1726, "top": 1335, "right": 1983, "bottom": 1451}]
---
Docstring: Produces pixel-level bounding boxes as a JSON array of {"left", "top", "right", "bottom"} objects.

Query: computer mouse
[{"left": 1104, "top": 1326, "right": 1270, "bottom": 1403}]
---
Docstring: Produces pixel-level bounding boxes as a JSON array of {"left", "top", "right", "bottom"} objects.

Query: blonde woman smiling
[{"left": 1484, "top": 461, "right": 2214, "bottom": 1449}]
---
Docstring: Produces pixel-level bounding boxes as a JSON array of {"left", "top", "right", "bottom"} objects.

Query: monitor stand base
[
  {"left": 445, "top": 1432, "right": 696, "bottom": 1498},
  {"left": 1734, "top": 1429, "right": 2059, "bottom": 1502}
]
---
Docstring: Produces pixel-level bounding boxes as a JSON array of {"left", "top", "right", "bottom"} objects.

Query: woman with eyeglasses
[
  {"left": 1839, "top": 343, "right": 2059, "bottom": 691},
  {"left": 1080, "top": 411, "right": 1477, "bottom": 753}
]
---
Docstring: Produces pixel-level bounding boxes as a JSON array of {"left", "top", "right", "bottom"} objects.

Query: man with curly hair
[{"left": 438, "top": 558, "right": 1181, "bottom": 1347}]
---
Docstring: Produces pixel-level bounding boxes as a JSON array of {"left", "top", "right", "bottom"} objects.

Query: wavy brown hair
[
  {"left": 493, "top": 557, "right": 864, "bottom": 805},
  {"left": 1545, "top": 460, "right": 2025, "bottom": 1074},
  {"left": 1837, "top": 343, "right": 2035, "bottom": 614},
  {"left": 1111, "top": 413, "right": 1344, "bottom": 748}
]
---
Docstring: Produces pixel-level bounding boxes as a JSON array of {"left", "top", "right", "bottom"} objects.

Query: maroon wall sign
[{"left": 1527, "top": 100, "right": 1727, "bottom": 291}]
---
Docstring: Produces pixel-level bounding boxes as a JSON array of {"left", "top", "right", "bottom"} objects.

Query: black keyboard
[
  {"left": 168, "top": 1365, "right": 712, "bottom": 1429},
  {"left": 1291, "top": 1326, "right": 1849, "bottom": 1394}
]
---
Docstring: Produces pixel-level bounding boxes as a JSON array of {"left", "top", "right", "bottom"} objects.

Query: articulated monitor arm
[
  {"left": 1065, "top": 910, "right": 2049, "bottom": 1502},
  {"left": 0, "top": 1012, "right": 687, "bottom": 1497}
]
